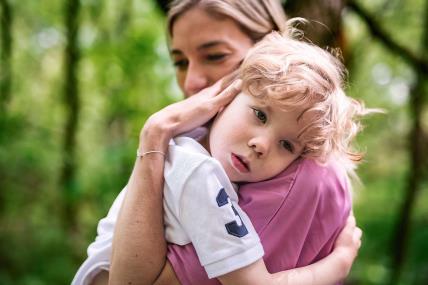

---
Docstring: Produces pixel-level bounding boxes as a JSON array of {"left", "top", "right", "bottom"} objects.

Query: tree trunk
[
  {"left": 155, "top": 0, "right": 169, "bottom": 14},
  {"left": 284, "top": 0, "right": 346, "bottom": 48},
  {"left": 0, "top": 1, "right": 12, "bottom": 274},
  {"left": 60, "top": 0, "right": 81, "bottom": 233},
  {"left": 0, "top": 0, "right": 12, "bottom": 112},
  {"left": 390, "top": 0, "right": 428, "bottom": 283}
]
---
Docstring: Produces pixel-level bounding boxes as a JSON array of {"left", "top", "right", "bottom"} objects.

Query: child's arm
[
  {"left": 91, "top": 212, "right": 360, "bottom": 285},
  {"left": 217, "top": 215, "right": 361, "bottom": 285},
  {"left": 152, "top": 215, "right": 361, "bottom": 285}
]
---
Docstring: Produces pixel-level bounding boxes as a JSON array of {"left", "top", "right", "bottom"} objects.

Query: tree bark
[
  {"left": 0, "top": 0, "right": 12, "bottom": 113},
  {"left": 284, "top": 0, "right": 346, "bottom": 48},
  {"left": 60, "top": 0, "right": 81, "bottom": 232},
  {"left": 389, "top": 0, "right": 428, "bottom": 283},
  {"left": 155, "top": 0, "right": 170, "bottom": 14},
  {"left": 0, "top": 2, "right": 12, "bottom": 276}
]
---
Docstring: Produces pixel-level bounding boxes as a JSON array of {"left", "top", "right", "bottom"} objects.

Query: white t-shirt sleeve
[
  {"left": 71, "top": 187, "right": 127, "bottom": 285},
  {"left": 178, "top": 159, "right": 264, "bottom": 278}
]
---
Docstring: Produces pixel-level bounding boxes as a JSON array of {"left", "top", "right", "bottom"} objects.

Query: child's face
[{"left": 209, "top": 93, "right": 306, "bottom": 183}]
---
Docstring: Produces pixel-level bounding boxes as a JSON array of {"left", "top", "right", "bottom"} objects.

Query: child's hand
[{"left": 333, "top": 214, "right": 362, "bottom": 278}]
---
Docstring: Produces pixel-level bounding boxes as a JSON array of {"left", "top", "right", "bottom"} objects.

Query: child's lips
[{"left": 231, "top": 153, "right": 250, "bottom": 173}]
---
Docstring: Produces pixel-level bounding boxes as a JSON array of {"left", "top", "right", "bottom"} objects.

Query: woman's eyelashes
[
  {"left": 252, "top": 108, "right": 267, "bottom": 123},
  {"left": 206, "top": 53, "right": 228, "bottom": 62},
  {"left": 173, "top": 53, "right": 228, "bottom": 70},
  {"left": 173, "top": 59, "right": 188, "bottom": 70}
]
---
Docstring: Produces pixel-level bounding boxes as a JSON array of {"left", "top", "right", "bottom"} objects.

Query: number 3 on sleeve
[{"left": 216, "top": 188, "right": 249, "bottom": 238}]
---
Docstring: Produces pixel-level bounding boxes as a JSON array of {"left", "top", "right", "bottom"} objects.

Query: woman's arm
[
  {"left": 108, "top": 79, "right": 242, "bottom": 285},
  {"left": 91, "top": 270, "right": 109, "bottom": 285},
  {"left": 108, "top": 127, "right": 169, "bottom": 285}
]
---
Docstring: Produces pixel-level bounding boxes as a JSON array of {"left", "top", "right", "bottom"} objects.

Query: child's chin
[{"left": 228, "top": 172, "right": 243, "bottom": 183}]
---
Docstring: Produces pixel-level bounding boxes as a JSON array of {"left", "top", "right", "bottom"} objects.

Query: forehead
[{"left": 171, "top": 8, "right": 252, "bottom": 52}]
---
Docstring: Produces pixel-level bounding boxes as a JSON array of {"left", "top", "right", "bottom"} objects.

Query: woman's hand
[
  {"left": 139, "top": 78, "right": 242, "bottom": 152},
  {"left": 333, "top": 214, "right": 363, "bottom": 278}
]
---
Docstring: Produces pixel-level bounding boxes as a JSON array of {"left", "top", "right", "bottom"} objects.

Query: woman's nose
[
  {"left": 248, "top": 137, "right": 271, "bottom": 158},
  {"left": 183, "top": 63, "right": 209, "bottom": 96}
]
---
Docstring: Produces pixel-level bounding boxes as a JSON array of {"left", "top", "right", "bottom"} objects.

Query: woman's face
[{"left": 171, "top": 8, "right": 254, "bottom": 97}]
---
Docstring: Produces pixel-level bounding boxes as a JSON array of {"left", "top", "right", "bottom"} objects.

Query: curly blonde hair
[{"left": 239, "top": 31, "right": 373, "bottom": 171}]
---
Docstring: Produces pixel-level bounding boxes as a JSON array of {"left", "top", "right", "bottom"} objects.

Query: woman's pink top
[{"left": 167, "top": 157, "right": 351, "bottom": 284}]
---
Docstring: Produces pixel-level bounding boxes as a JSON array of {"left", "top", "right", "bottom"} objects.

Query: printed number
[{"left": 216, "top": 188, "right": 249, "bottom": 238}]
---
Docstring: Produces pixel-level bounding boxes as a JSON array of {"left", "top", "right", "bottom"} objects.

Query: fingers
[
  {"left": 347, "top": 214, "right": 356, "bottom": 228},
  {"left": 200, "top": 70, "right": 241, "bottom": 101},
  {"left": 353, "top": 227, "right": 363, "bottom": 249},
  {"left": 220, "top": 70, "right": 240, "bottom": 89},
  {"left": 341, "top": 215, "right": 356, "bottom": 238},
  {"left": 347, "top": 214, "right": 362, "bottom": 248},
  {"left": 213, "top": 79, "right": 242, "bottom": 107},
  {"left": 354, "top": 227, "right": 362, "bottom": 240}
]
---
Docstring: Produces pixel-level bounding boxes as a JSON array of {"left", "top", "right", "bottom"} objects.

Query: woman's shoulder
[
  {"left": 294, "top": 158, "right": 349, "bottom": 191},
  {"left": 290, "top": 159, "right": 351, "bottom": 217},
  {"left": 249, "top": 157, "right": 350, "bottom": 202},
  {"left": 239, "top": 157, "right": 349, "bottom": 196},
  {"left": 238, "top": 157, "right": 351, "bottom": 237}
]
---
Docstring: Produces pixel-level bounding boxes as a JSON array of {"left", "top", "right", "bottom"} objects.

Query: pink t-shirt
[{"left": 167, "top": 157, "right": 351, "bottom": 284}]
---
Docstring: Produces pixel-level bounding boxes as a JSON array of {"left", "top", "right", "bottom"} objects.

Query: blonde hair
[
  {"left": 240, "top": 31, "right": 374, "bottom": 173},
  {"left": 167, "top": 0, "right": 287, "bottom": 42}
]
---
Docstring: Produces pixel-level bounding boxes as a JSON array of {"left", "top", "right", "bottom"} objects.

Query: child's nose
[{"left": 248, "top": 137, "right": 270, "bottom": 158}]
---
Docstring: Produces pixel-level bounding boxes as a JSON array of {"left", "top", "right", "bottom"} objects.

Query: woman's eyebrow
[
  {"left": 171, "top": 41, "right": 227, "bottom": 55},
  {"left": 197, "top": 41, "right": 226, "bottom": 50}
]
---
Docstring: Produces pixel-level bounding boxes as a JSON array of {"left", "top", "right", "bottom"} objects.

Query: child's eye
[
  {"left": 280, "top": 140, "right": 294, "bottom": 153},
  {"left": 252, "top": 108, "right": 267, "bottom": 123}
]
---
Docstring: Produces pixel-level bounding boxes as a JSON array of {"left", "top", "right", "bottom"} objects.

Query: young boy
[{"left": 160, "top": 31, "right": 369, "bottom": 283}]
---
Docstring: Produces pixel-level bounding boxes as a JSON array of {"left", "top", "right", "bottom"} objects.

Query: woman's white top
[{"left": 72, "top": 136, "right": 263, "bottom": 284}]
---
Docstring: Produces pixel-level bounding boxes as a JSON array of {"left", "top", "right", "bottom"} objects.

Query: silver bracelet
[{"left": 136, "top": 149, "right": 166, "bottom": 158}]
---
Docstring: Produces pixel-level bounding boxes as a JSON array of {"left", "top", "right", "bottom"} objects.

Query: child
[
  {"left": 73, "top": 31, "right": 367, "bottom": 285},
  {"left": 159, "top": 31, "right": 369, "bottom": 283}
]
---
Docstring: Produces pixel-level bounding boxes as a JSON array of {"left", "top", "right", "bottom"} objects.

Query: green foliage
[
  {"left": 344, "top": 0, "right": 428, "bottom": 283},
  {"left": 0, "top": 0, "right": 427, "bottom": 284},
  {"left": 0, "top": 0, "right": 176, "bottom": 284}
]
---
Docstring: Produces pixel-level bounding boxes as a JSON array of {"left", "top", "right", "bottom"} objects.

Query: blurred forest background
[{"left": 0, "top": 0, "right": 427, "bottom": 284}]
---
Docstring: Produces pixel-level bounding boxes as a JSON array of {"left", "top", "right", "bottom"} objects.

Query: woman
[{"left": 73, "top": 1, "right": 362, "bottom": 284}]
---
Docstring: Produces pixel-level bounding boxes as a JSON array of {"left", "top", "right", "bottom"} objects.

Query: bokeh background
[{"left": 0, "top": 0, "right": 427, "bottom": 284}]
